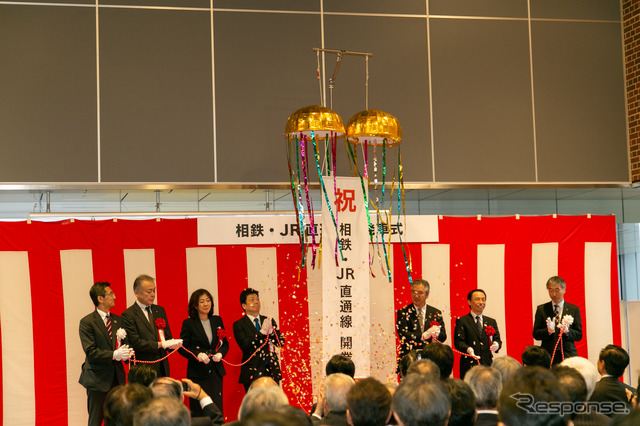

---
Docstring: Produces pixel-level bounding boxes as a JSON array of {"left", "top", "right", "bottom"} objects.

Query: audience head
[
  {"left": 188, "top": 288, "right": 214, "bottom": 319},
  {"left": 421, "top": 342, "right": 454, "bottom": 379},
  {"left": 498, "top": 366, "right": 569, "bottom": 426},
  {"left": 392, "top": 374, "right": 451, "bottom": 426},
  {"left": 326, "top": 354, "right": 356, "bottom": 378},
  {"left": 325, "top": 373, "right": 356, "bottom": 412},
  {"left": 149, "top": 377, "right": 182, "bottom": 399},
  {"left": 491, "top": 355, "right": 521, "bottom": 384},
  {"left": 346, "top": 377, "right": 392, "bottom": 426},
  {"left": 133, "top": 396, "right": 189, "bottom": 426},
  {"left": 551, "top": 365, "right": 587, "bottom": 420},
  {"left": 104, "top": 384, "right": 153, "bottom": 426},
  {"left": 249, "top": 376, "right": 279, "bottom": 390},
  {"left": 406, "top": 358, "right": 441, "bottom": 382},
  {"left": 598, "top": 344, "right": 630, "bottom": 378},
  {"left": 559, "top": 356, "right": 600, "bottom": 399},
  {"left": 521, "top": 345, "right": 551, "bottom": 368},
  {"left": 127, "top": 364, "right": 157, "bottom": 387},
  {"left": 399, "top": 350, "right": 418, "bottom": 379},
  {"left": 463, "top": 366, "right": 502, "bottom": 409},
  {"left": 238, "top": 385, "right": 289, "bottom": 420},
  {"left": 443, "top": 378, "right": 476, "bottom": 426},
  {"left": 243, "top": 406, "right": 313, "bottom": 426}
]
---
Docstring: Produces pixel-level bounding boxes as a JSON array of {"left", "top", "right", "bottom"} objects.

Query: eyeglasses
[{"left": 411, "top": 290, "right": 426, "bottom": 295}]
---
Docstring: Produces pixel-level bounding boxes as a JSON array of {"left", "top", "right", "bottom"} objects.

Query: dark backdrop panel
[
  {"left": 429, "top": 0, "right": 528, "bottom": 18},
  {"left": 530, "top": 0, "right": 621, "bottom": 21},
  {"left": 100, "top": 0, "right": 209, "bottom": 7},
  {"left": 212, "top": 0, "right": 319, "bottom": 12},
  {"left": 430, "top": 19, "right": 535, "bottom": 182},
  {"left": 213, "top": 11, "right": 322, "bottom": 182},
  {"left": 324, "top": 15, "right": 431, "bottom": 182},
  {"left": 99, "top": 8, "right": 215, "bottom": 182},
  {"left": 0, "top": 5, "right": 98, "bottom": 182},
  {"left": 324, "top": 0, "right": 425, "bottom": 15},
  {"left": 532, "top": 21, "right": 628, "bottom": 182}
]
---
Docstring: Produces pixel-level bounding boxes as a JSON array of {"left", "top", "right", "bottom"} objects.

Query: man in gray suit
[{"left": 79, "top": 282, "right": 134, "bottom": 426}]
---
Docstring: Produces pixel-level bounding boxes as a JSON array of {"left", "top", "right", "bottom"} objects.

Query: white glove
[
  {"left": 546, "top": 317, "right": 555, "bottom": 334},
  {"left": 260, "top": 317, "right": 273, "bottom": 335},
  {"left": 197, "top": 352, "right": 210, "bottom": 364},
  {"left": 161, "top": 339, "right": 183, "bottom": 350},
  {"left": 427, "top": 325, "right": 441, "bottom": 339},
  {"left": 560, "top": 323, "right": 570, "bottom": 335},
  {"left": 467, "top": 347, "right": 480, "bottom": 360},
  {"left": 113, "top": 344, "right": 133, "bottom": 361},
  {"left": 490, "top": 341, "right": 499, "bottom": 353},
  {"left": 212, "top": 353, "right": 222, "bottom": 362}
]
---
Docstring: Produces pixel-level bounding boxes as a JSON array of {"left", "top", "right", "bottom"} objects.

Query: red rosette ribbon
[
  {"left": 484, "top": 325, "right": 496, "bottom": 343},
  {"left": 217, "top": 328, "right": 226, "bottom": 340},
  {"left": 155, "top": 318, "right": 166, "bottom": 342}
]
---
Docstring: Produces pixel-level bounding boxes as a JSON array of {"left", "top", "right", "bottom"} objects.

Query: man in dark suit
[
  {"left": 232, "top": 287, "right": 284, "bottom": 392},
  {"left": 121, "top": 274, "right": 182, "bottom": 377},
  {"left": 453, "top": 289, "right": 502, "bottom": 379},
  {"left": 590, "top": 344, "right": 635, "bottom": 417},
  {"left": 396, "top": 279, "right": 447, "bottom": 369},
  {"left": 79, "top": 281, "right": 134, "bottom": 426},
  {"left": 532, "top": 276, "right": 583, "bottom": 365}
]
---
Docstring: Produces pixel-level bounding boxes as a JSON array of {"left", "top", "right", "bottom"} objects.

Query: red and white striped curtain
[{"left": 0, "top": 215, "right": 620, "bottom": 425}]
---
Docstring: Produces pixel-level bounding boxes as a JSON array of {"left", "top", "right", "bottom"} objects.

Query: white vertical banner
[{"left": 322, "top": 177, "right": 370, "bottom": 374}]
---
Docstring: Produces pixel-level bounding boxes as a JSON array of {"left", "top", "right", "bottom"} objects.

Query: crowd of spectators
[{"left": 103, "top": 344, "right": 638, "bottom": 426}]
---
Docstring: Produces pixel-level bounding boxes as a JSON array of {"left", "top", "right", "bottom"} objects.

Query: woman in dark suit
[{"left": 179, "top": 288, "right": 228, "bottom": 417}]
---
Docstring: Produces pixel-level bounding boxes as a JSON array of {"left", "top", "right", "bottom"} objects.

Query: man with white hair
[
  {"left": 463, "top": 366, "right": 501, "bottom": 426},
  {"left": 237, "top": 385, "right": 289, "bottom": 421},
  {"left": 560, "top": 356, "right": 600, "bottom": 399},
  {"left": 312, "top": 373, "right": 355, "bottom": 426}
]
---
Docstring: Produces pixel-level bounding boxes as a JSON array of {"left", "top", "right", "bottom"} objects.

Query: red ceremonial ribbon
[{"left": 484, "top": 325, "right": 496, "bottom": 344}]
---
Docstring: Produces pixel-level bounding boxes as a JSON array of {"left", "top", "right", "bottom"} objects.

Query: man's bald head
[{"left": 249, "top": 377, "right": 278, "bottom": 390}]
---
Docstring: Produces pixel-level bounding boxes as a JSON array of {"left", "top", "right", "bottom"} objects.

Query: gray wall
[{"left": 0, "top": 0, "right": 629, "bottom": 184}]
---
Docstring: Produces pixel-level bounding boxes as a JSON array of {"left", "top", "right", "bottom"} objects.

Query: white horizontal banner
[{"left": 197, "top": 215, "right": 438, "bottom": 245}]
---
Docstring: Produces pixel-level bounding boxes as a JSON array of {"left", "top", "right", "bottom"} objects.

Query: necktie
[
  {"left": 476, "top": 315, "right": 482, "bottom": 334},
  {"left": 146, "top": 306, "right": 155, "bottom": 327},
  {"left": 553, "top": 305, "right": 560, "bottom": 324},
  {"left": 418, "top": 308, "right": 424, "bottom": 331},
  {"left": 105, "top": 314, "right": 112, "bottom": 339},
  {"left": 254, "top": 318, "right": 261, "bottom": 331}
]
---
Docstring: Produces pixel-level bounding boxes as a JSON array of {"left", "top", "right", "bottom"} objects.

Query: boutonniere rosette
[
  {"left": 484, "top": 325, "right": 496, "bottom": 343},
  {"left": 217, "top": 328, "right": 226, "bottom": 340},
  {"left": 155, "top": 318, "right": 167, "bottom": 342},
  {"left": 558, "top": 315, "right": 574, "bottom": 334},
  {"left": 116, "top": 328, "right": 127, "bottom": 349}
]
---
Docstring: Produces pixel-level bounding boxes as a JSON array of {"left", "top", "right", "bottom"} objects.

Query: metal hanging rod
[{"left": 312, "top": 48, "right": 373, "bottom": 57}]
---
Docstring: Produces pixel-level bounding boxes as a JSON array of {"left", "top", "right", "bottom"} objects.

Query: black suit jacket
[
  {"left": 232, "top": 315, "right": 284, "bottom": 385},
  {"left": 590, "top": 376, "right": 633, "bottom": 408},
  {"left": 532, "top": 301, "right": 582, "bottom": 364},
  {"left": 121, "top": 303, "right": 173, "bottom": 376},
  {"left": 453, "top": 313, "right": 502, "bottom": 379},
  {"left": 179, "top": 316, "right": 229, "bottom": 379},
  {"left": 396, "top": 303, "right": 447, "bottom": 361},
  {"left": 78, "top": 310, "right": 126, "bottom": 392}
]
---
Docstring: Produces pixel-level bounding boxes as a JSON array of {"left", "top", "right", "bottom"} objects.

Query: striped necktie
[{"left": 105, "top": 314, "right": 112, "bottom": 339}]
